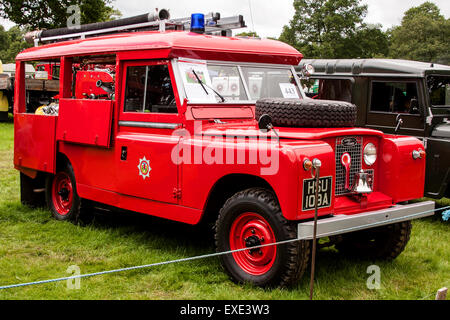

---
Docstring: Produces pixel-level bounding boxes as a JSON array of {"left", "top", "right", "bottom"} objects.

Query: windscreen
[
  {"left": 177, "top": 59, "right": 302, "bottom": 103},
  {"left": 428, "top": 76, "right": 450, "bottom": 107}
]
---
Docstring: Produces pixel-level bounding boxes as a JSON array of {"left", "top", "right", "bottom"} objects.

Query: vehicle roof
[
  {"left": 298, "top": 58, "right": 450, "bottom": 78},
  {"left": 16, "top": 31, "right": 302, "bottom": 65}
]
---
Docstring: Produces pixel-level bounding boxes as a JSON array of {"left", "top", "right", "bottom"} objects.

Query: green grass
[{"left": 0, "top": 119, "right": 448, "bottom": 300}]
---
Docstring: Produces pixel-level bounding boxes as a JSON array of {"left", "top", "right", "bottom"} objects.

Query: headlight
[{"left": 364, "top": 143, "right": 377, "bottom": 166}]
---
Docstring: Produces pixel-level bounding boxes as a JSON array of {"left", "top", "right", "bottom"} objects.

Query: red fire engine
[{"left": 14, "top": 11, "right": 434, "bottom": 287}]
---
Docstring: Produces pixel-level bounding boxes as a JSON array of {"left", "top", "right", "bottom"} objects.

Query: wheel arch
[
  {"left": 55, "top": 152, "right": 72, "bottom": 171},
  {"left": 200, "top": 173, "right": 279, "bottom": 225}
]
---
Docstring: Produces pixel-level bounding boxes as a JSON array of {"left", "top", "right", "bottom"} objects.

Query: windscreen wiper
[{"left": 192, "top": 70, "right": 226, "bottom": 103}]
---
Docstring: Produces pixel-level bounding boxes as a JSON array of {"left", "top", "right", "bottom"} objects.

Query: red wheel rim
[
  {"left": 51, "top": 172, "right": 73, "bottom": 216},
  {"left": 229, "top": 212, "right": 277, "bottom": 276}
]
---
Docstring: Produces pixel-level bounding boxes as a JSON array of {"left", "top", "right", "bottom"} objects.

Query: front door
[
  {"left": 115, "top": 60, "right": 182, "bottom": 204},
  {"left": 366, "top": 78, "right": 425, "bottom": 137}
]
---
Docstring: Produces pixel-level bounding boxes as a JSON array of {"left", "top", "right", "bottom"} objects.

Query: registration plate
[{"left": 302, "top": 176, "right": 333, "bottom": 211}]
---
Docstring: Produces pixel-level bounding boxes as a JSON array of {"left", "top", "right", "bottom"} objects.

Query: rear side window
[
  {"left": 124, "top": 64, "right": 177, "bottom": 114},
  {"left": 371, "top": 81, "right": 419, "bottom": 114},
  {"left": 317, "top": 79, "right": 353, "bottom": 102}
]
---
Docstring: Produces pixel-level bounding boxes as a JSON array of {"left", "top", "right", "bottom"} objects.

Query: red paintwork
[
  {"left": 190, "top": 106, "right": 254, "bottom": 120},
  {"left": 14, "top": 114, "right": 57, "bottom": 174},
  {"left": 13, "top": 31, "right": 426, "bottom": 226},
  {"left": 74, "top": 71, "right": 114, "bottom": 99},
  {"left": 36, "top": 63, "right": 58, "bottom": 80},
  {"left": 379, "top": 135, "right": 426, "bottom": 203},
  {"left": 16, "top": 31, "right": 302, "bottom": 66},
  {"left": 56, "top": 99, "right": 113, "bottom": 148},
  {"left": 229, "top": 212, "right": 276, "bottom": 276}
]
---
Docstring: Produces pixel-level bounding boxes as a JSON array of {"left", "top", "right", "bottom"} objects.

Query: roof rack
[{"left": 25, "top": 9, "right": 247, "bottom": 46}]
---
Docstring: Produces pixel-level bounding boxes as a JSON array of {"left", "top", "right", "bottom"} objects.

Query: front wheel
[{"left": 215, "top": 188, "right": 310, "bottom": 287}]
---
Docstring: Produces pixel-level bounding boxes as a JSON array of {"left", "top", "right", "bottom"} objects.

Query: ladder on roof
[{"left": 25, "top": 9, "right": 247, "bottom": 46}]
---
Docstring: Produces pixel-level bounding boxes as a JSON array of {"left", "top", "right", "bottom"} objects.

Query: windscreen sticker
[
  {"left": 178, "top": 58, "right": 216, "bottom": 103},
  {"left": 248, "top": 76, "right": 263, "bottom": 99},
  {"left": 279, "top": 83, "right": 299, "bottom": 99}
]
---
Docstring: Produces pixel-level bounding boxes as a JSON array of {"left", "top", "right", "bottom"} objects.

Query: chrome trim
[
  {"left": 237, "top": 66, "right": 251, "bottom": 100},
  {"left": 171, "top": 59, "right": 187, "bottom": 102},
  {"left": 291, "top": 65, "right": 307, "bottom": 99},
  {"left": 297, "top": 201, "right": 435, "bottom": 240},
  {"left": 118, "top": 121, "right": 180, "bottom": 129},
  {"left": 335, "top": 136, "right": 363, "bottom": 196}
]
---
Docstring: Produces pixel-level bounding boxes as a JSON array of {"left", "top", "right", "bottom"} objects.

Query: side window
[
  {"left": 318, "top": 79, "right": 352, "bottom": 102},
  {"left": 70, "top": 55, "right": 116, "bottom": 100},
  {"left": 371, "top": 81, "right": 419, "bottom": 114},
  {"left": 24, "top": 60, "right": 60, "bottom": 114},
  {"left": 124, "top": 64, "right": 177, "bottom": 114}
]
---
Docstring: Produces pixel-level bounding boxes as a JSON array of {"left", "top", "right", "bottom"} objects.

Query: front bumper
[{"left": 297, "top": 201, "right": 435, "bottom": 240}]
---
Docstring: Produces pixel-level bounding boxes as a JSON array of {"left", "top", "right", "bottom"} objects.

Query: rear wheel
[
  {"left": 336, "top": 222, "right": 412, "bottom": 260},
  {"left": 46, "top": 162, "right": 81, "bottom": 222},
  {"left": 215, "top": 188, "right": 310, "bottom": 287}
]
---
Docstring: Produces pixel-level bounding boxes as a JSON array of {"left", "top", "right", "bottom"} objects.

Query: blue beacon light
[{"left": 190, "top": 13, "right": 205, "bottom": 34}]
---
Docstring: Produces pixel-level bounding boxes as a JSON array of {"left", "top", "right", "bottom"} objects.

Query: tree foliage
[
  {"left": 279, "top": 0, "right": 388, "bottom": 59},
  {"left": 0, "top": 0, "right": 121, "bottom": 30},
  {"left": 235, "top": 31, "right": 260, "bottom": 38},
  {"left": 389, "top": 2, "right": 450, "bottom": 64},
  {"left": 0, "top": 25, "right": 32, "bottom": 63}
]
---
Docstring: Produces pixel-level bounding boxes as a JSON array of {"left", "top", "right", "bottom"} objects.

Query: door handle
[{"left": 121, "top": 146, "right": 128, "bottom": 161}]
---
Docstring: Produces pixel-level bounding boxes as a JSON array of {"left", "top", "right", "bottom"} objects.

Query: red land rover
[{"left": 14, "top": 13, "right": 434, "bottom": 287}]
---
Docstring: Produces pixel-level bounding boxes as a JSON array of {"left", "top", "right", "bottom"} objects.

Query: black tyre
[
  {"left": 20, "top": 173, "right": 46, "bottom": 208},
  {"left": 46, "top": 162, "right": 85, "bottom": 222},
  {"left": 215, "top": 188, "right": 310, "bottom": 287},
  {"left": 255, "top": 98, "right": 357, "bottom": 128},
  {"left": 335, "top": 222, "right": 412, "bottom": 260}
]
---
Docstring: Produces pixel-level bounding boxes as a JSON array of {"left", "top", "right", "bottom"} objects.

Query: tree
[
  {"left": 0, "top": 0, "right": 121, "bottom": 30},
  {"left": 235, "top": 31, "right": 260, "bottom": 38},
  {"left": 279, "top": 0, "right": 388, "bottom": 59},
  {"left": 389, "top": 2, "right": 450, "bottom": 64},
  {"left": 0, "top": 26, "right": 32, "bottom": 63}
]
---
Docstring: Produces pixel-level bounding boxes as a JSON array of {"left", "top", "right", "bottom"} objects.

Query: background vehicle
[
  {"left": 298, "top": 59, "right": 450, "bottom": 199},
  {"left": 13, "top": 13, "right": 433, "bottom": 287},
  {"left": 0, "top": 60, "right": 59, "bottom": 121}
]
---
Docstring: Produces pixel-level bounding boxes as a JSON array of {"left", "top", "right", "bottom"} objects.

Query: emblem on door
[{"left": 138, "top": 156, "right": 152, "bottom": 180}]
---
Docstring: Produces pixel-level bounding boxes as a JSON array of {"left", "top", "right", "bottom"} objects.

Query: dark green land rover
[{"left": 298, "top": 59, "right": 450, "bottom": 199}]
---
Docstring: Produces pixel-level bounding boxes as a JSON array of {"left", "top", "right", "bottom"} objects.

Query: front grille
[{"left": 335, "top": 137, "right": 362, "bottom": 196}]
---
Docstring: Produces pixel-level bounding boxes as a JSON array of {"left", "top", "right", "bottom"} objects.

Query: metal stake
[{"left": 309, "top": 159, "right": 321, "bottom": 300}]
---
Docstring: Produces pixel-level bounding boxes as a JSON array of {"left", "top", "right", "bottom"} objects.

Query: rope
[
  {"left": 0, "top": 205, "right": 448, "bottom": 291},
  {"left": 419, "top": 282, "right": 449, "bottom": 300}
]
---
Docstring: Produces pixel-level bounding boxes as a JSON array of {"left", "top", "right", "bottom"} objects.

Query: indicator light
[{"left": 303, "top": 159, "right": 313, "bottom": 171}]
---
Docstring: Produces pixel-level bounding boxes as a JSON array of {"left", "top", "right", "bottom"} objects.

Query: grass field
[{"left": 0, "top": 119, "right": 448, "bottom": 300}]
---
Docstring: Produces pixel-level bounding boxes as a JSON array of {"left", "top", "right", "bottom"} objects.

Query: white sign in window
[{"left": 279, "top": 83, "right": 300, "bottom": 99}]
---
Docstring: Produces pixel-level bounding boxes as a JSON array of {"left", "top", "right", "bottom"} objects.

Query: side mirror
[
  {"left": 258, "top": 114, "right": 274, "bottom": 131},
  {"left": 301, "top": 64, "right": 315, "bottom": 79}
]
